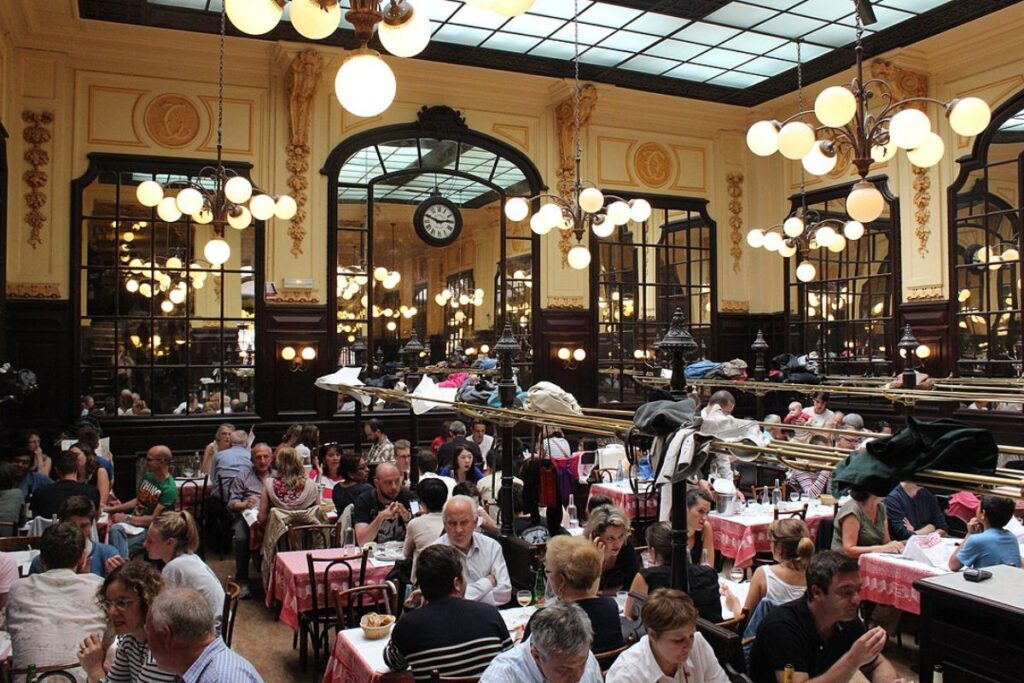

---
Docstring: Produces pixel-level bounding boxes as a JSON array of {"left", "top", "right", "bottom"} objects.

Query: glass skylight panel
[
  {"left": 626, "top": 13, "right": 689, "bottom": 37},
  {"left": 550, "top": 22, "right": 615, "bottom": 45},
  {"left": 527, "top": 0, "right": 592, "bottom": 20},
  {"left": 862, "top": 6, "right": 916, "bottom": 31},
  {"left": 876, "top": 0, "right": 952, "bottom": 14},
  {"left": 755, "top": 14, "right": 827, "bottom": 39},
  {"left": 598, "top": 30, "right": 659, "bottom": 53},
  {"left": 424, "top": 1, "right": 461, "bottom": 23},
  {"left": 501, "top": 13, "right": 566, "bottom": 37},
  {"left": 741, "top": 0, "right": 802, "bottom": 10},
  {"left": 527, "top": 40, "right": 578, "bottom": 60},
  {"left": 998, "top": 113, "right": 1024, "bottom": 132},
  {"left": 447, "top": 5, "right": 509, "bottom": 31},
  {"left": 578, "top": 46, "right": 631, "bottom": 67},
  {"left": 739, "top": 55, "right": 793, "bottom": 76},
  {"left": 691, "top": 47, "right": 754, "bottom": 70},
  {"left": 803, "top": 23, "right": 860, "bottom": 47},
  {"left": 664, "top": 63, "right": 725, "bottom": 82},
  {"left": 718, "top": 31, "right": 788, "bottom": 54},
  {"left": 619, "top": 54, "right": 679, "bottom": 76},
  {"left": 789, "top": 0, "right": 854, "bottom": 22},
  {"left": 708, "top": 71, "right": 768, "bottom": 88},
  {"left": 705, "top": 3, "right": 781, "bottom": 29},
  {"left": 673, "top": 22, "right": 742, "bottom": 47},
  {"left": 643, "top": 40, "right": 706, "bottom": 62},
  {"left": 432, "top": 24, "right": 491, "bottom": 47},
  {"left": 767, "top": 40, "right": 829, "bottom": 61},
  {"left": 481, "top": 33, "right": 542, "bottom": 53},
  {"left": 577, "top": 3, "right": 642, "bottom": 27}
]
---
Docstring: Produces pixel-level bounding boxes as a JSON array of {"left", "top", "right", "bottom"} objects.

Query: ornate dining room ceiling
[{"left": 78, "top": 0, "right": 1020, "bottom": 106}]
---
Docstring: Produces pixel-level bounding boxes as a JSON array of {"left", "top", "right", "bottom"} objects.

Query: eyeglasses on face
[{"left": 101, "top": 597, "right": 137, "bottom": 611}]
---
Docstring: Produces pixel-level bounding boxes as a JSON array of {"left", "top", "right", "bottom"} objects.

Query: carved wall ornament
[
  {"left": 720, "top": 299, "right": 749, "bottom": 313},
  {"left": 8, "top": 282, "right": 60, "bottom": 299},
  {"left": 546, "top": 296, "right": 585, "bottom": 310},
  {"left": 286, "top": 50, "right": 325, "bottom": 258},
  {"left": 906, "top": 285, "right": 944, "bottom": 301},
  {"left": 555, "top": 84, "right": 598, "bottom": 268},
  {"left": 726, "top": 172, "right": 744, "bottom": 274},
  {"left": 22, "top": 110, "right": 53, "bottom": 250},
  {"left": 144, "top": 94, "right": 201, "bottom": 149},
  {"left": 416, "top": 105, "right": 468, "bottom": 137},
  {"left": 912, "top": 166, "right": 932, "bottom": 257},
  {"left": 633, "top": 142, "right": 672, "bottom": 188},
  {"left": 272, "top": 290, "right": 322, "bottom": 304}
]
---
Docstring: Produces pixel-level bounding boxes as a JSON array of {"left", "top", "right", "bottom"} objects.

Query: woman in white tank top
[{"left": 741, "top": 517, "right": 815, "bottom": 615}]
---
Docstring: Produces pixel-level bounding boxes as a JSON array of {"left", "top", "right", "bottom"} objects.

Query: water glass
[
  {"left": 616, "top": 591, "right": 629, "bottom": 612},
  {"left": 517, "top": 590, "right": 532, "bottom": 608},
  {"left": 789, "top": 491, "right": 799, "bottom": 503},
  {"left": 341, "top": 527, "right": 355, "bottom": 554},
  {"left": 729, "top": 567, "right": 745, "bottom": 583}
]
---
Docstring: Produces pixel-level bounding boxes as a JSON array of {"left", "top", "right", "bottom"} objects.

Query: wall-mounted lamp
[
  {"left": 557, "top": 346, "right": 586, "bottom": 369},
  {"left": 281, "top": 344, "right": 317, "bottom": 372}
]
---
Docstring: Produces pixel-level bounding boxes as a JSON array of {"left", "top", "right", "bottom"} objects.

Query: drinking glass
[
  {"left": 729, "top": 567, "right": 745, "bottom": 583},
  {"left": 517, "top": 590, "right": 532, "bottom": 608},
  {"left": 616, "top": 591, "right": 629, "bottom": 612},
  {"left": 341, "top": 528, "right": 355, "bottom": 554},
  {"left": 789, "top": 491, "right": 799, "bottom": 503}
]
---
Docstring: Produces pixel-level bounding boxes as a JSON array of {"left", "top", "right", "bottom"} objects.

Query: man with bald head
[
  {"left": 104, "top": 444, "right": 178, "bottom": 558},
  {"left": 432, "top": 495, "right": 511, "bottom": 606},
  {"left": 354, "top": 462, "right": 413, "bottom": 545}
]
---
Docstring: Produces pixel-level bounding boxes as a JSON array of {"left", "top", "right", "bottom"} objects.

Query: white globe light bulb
[
  {"left": 165, "top": 256, "right": 182, "bottom": 270},
  {"left": 434, "top": 293, "right": 446, "bottom": 306},
  {"left": 122, "top": 231, "right": 135, "bottom": 243},
  {"left": 335, "top": 49, "right": 396, "bottom": 118},
  {"left": 459, "top": 294, "right": 469, "bottom": 306},
  {"left": 578, "top": 187, "right": 605, "bottom": 213},
  {"left": 814, "top": 86, "right": 857, "bottom": 127},
  {"left": 607, "top": 201, "right": 631, "bottom": 226},
  {"left": 629, "top": 198, "right": 652, "bottom": 223},
  {"left": 746, "top": 120, "right": 780, "bottom": 157},
  {"left": 846, "top": 181, "right": 885, "bottom": 223},
  {"left": 174, "top": 187, "right": 204, "bottom": 215},
  {"left": 557, "top": 347, "right": 571, "bottom": 361},
  {"left": 137, "top": 180, "right": 164, "bottom": 207},
  {"left": 827, "top": 234, "right": 847, "bottom": 253},
  {"left": 591, "top": 217, "right": 615, "bottom": 238},
  {"left": 227, "top": 206, "right": 252, "bottom": 230},
  {"left": 491, "top": 0, "right": 535, "bottom": 16},
  {"left": 796, "top": 261, "right": 816, "bottom": 283},
  {"left": 373, "top": 266, "right": 389, "bottom": 282},
  {"left": 157, "top": 196, "right": 183, "bottom": 223},
  {"left": 204, "top": 238, "right": 231, "bottom": 266},
  {"left": 777, "top": 121, "right": 816, "bottom": 160},
  {"left": 870, "top": 143, "right": 897, "bottom": 163},
  {"left": 274, "top": 195, "right": 298, "bottom": 220},
  {"left": 1002, "top": 248, "right": 1020, "bottom": 262},
  {"left": 281, "top": 346, "right": 297, "bottom": 361},
  {"left": 290, "top": 0, "right": 342, "bottom": 40},
  {"left": 504, "top": 197, "right": 529, "bottom": 222},
  {"left": 888, "top": 108, "right": 931, "bottom": 150},
  {"left": 572, "top": 348, "right": 586, "bottom": 362},
  {"left": 948, "top": 97, "right": 991, "bottom": 137},
  {"left": 225, "top": 0, "right": 282, "bottom": 35},
  {"left": 567, "top": 245, "right": 592, "bottom": 270},
  {"left": 169, "top": 288, "right": 186, "bottom": 305},
  {"left": 538, "top": 203, "right": 563, "bottom": 228},
  {"left": 301, "top": 346, "right": 317, "bottom": 361},
  {"left": 139, "top": 282, "right": 152, "bottom": 298},
  {"left": 763, "top": 231, "right": 783, "bottom": 252},
  {"left": 378, "top": 4, "right": 431, "bottom": 58},
  {"left": 161, "top": 299, "right": 174, "bottom": 313},
  {"left": 906, "top": 131, "right": 945, "bottom": 168},
  {"left": 249, "top": 193, "right": 277, "bottom": 221},
  {"left": 529, "top": 213, "right": 552, "bottom": 236},
  {"left": 746, "top": 229, "right": 765, "bottom": 249},
  {"left": 192, "top": 208, "right": 214, "bottom": 225},
  {"left": 224, "top": 176, "right": 253, "bottom": 204},
  {"left": 802, "top": 141, "right": 837, "bottom": 176},
  {"left": 778, "top": 241, "right": 797, "bottom": 258},
  {"left": 815, "top": 226, "right": 836, "bottom": 248},
  {"left": 843, "top": 221, "right": 865, "bottom": 240},
  {"left": 125, "top": 279, "right": 139, "bottom": 293},
  {"left": 783, "top": 216, "right": 805, "bottom": 238},
  {"left": 915, "top": 345, "right": 931, "bottom": 359}
]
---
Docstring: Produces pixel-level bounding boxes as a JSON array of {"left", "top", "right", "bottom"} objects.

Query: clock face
[{"left": 414, "top": 196, "right": 462, "bottom": 247}]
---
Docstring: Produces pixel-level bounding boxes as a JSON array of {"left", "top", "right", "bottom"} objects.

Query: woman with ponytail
[
  {"left": 741, "top": 518, "right": 815, "bottom": 614},
  {"left": 144, "top": 510, "right": 226, "bottom": 634}
]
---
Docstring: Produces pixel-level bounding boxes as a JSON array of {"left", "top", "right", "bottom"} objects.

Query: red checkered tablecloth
[
  {"left": 589, "top": 481, "right": 658, "bottom": 521},
  {"left": 711, "top": 507, "right": 834, "bottom": 568},
  {"left": 857, "top": 552, "right": 948, "bottom": 615},
  {"left": 266, "top": 549, "right": 394, "bottom": 630}
]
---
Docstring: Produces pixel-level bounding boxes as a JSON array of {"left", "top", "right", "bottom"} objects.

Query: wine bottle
[{"left": 566, "top": 494, "right": 578, "bottom": 529}]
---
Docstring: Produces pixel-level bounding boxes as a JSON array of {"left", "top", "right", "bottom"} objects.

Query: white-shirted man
[{"left": 431, "top": 495, "right": 511, "bottom": 607}]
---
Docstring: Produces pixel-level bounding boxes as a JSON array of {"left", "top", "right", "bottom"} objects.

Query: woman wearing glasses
[{"left": 77, "top": 561, "right": 178, "bottom": 682}]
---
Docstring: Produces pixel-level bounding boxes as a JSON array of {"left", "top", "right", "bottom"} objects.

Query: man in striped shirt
[{"left": 384, "top": 544, "right": 512, "bottom": 681}]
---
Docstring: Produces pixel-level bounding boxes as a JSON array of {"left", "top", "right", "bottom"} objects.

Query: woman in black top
[
  {"left": 687, "top": 489, "right": 716, "bottom": 565},
  {"left": 331, "top": 451, "right": 372, "bottom": 513},
  {"left": 585, "top": 504, "right": 641, "bottom": 595},
  {"left": 525, "top": 535, "right": 624, "bottom": 654}
]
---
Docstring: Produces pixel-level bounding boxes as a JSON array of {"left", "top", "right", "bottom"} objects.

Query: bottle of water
[
  {"left": 616, "top": 461, "right": 625, "bottom": 482},
  {"left": 772, "top": 479, "right": 782, "bottom": 508},
  {"left": 566, "top": 494, "right": 578, "bottom": 529}
]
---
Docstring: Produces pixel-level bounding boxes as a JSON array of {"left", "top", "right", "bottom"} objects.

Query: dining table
[
  {"left": 589, "top": 479, "right": 658, "bottom": 521},
  {"left": 710, "top": 503, "right": 834, "bottom": 568}
]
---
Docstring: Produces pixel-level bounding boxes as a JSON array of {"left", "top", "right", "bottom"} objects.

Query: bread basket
[{"left": 359, "top": 612, "right": 396, "bottom": 640}]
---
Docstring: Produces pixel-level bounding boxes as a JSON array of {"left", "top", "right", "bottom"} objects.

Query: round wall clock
[{"left": 413, "top": 195, "right": 463, "bottom": 247}]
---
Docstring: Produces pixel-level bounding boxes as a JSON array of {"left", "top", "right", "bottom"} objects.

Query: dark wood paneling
[
  {"left": 257, "top": 305, "right": 331, "bottom": 420},
  {"left": 4, "top": 300, "right": 75, "bottom": 432},
  {"left": 716, "top": 311, "right": 787, "bottom": 369},
  {"left": 537, "top": 309, "right": 595, "bottom": 406},
  {"left": 0, "top": 121, "right": 7, "bottom": 362},
  {"left": 900, "top": 300, "right": 952, "bottom": 379}
]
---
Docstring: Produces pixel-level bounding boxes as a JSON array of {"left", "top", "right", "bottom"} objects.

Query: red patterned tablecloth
[
  {"left": 711, "top": 507, "right": 834, "bottom": 568},
  {"left": 266, "top": 549, "right": 394, "bottom": 630},
  {"left": 858, "top": 552, "right": 947, "bottom": 615},
  {"left": 589, "top": 481, "right": 658, "bottom": 521},
  {"left": 174, "top": 477, "right": 211, "bottom": 510}
]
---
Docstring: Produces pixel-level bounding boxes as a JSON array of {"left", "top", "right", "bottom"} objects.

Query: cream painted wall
[{"left": 1, "top": 0, "right": 1023, "bottom": 321}]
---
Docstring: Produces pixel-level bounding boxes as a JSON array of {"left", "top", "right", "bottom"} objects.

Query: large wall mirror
[
  {"left": 785, "top": 178, "right": 899, "bottom": 376},
  {"left": 72, "top": 154, "right": 261, "bottom": 418},
  {"left": 950, "top": 91, "right": 1024, "bottom": 398},
  {"left": 323, "top": 107, "right": 543, "bottom": 410},
  {"left": 591, "top": 198, "right": 716, "bottom": 405}
]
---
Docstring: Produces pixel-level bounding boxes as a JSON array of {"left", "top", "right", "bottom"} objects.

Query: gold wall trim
[
  {"left": 144, "top": 93, "right": 201, "bottom": 149},
  {"left": 668, "top": 144, "right": 706, "bottom": 193},
  {"left": 8, "top": 282, "right": 61, "bottom": 299},
  {"left": 286, "top": 50, "right": 325, "bottom": 258},
  {"left": 906, "top": 285, "right": 945, "bottom": 301},
  {"left": 22, "top": 110, "right": 53, "bottom": 250},
  {"left": 491, "top": 123, "right": 529, "bottom": 150},
  {"left": 87, "top": 85, "right": 146, "bottom": 147},
  {"left": 726, "top": 172, "right": 744, "bottom": 274},
  {"left": 595, "top": 135, "right": 638, "bottom": 187},
  {"left": 270, "top": 290, "right": 322, "bottom": 304},
  {"left": 547, "top": 296, "right": 584, "bottom": 309},
  {"left": 912, "top": 166, "right": 931, "bottom": 257},
  {"left": 633, "top": 142, "right": 672, "bottom": 188},
  {"left": 721, "top": 300, "right": 749, "bottom": 313}
]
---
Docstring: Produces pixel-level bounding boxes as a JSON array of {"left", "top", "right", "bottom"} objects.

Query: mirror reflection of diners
[{"left": 951, "top": 94, "right": 1024, "bottom": 412}]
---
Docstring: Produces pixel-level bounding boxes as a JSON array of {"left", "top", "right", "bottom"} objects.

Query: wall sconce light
[
  {"left": 557, "top": 346, "right": 586, "bottom": 369},
  {"left": 281, "top": 344, "right": 317, "bottom": 372}
]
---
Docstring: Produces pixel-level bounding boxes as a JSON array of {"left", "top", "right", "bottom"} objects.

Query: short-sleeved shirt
[
  {"left": 333, "top": 481, "right": 372, "bottom": 515},
  {"left": 30, "top": 479, "right": 100, "bottom": 519},
  {"left": 957, "top": 528, "right": 1022, "bottom": 569},
  {"left": 352, "top": 488, "right": 413, "bottom": 543},
  {"left": 136, "top": 471, "right": 178, "bottom": 516},
  {"left": 832, "top": 498, "right": 887, "bottom": 551},
  {"left": 750, "top": 595, "right": 868, "bottom": 683}
]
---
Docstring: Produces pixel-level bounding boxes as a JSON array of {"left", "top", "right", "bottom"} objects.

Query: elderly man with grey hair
[
  {"left": 437, "top": 420, "right": 483, "bottom": 470},
  {"left": 210, "top": 429, "right": 253, "bottom": 497},
  {"left": 430, "top": 495, "right": 511, "bottom": 606},
  {"left": 145, "top": 586, "right": 262, "bottom": 682},
  {"left": 480, "top": 600, "right": 603, "bottom": 683}
]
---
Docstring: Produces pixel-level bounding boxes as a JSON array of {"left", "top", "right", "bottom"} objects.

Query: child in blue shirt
[{"left": 949, "top": 495, "right": 1021, "bottom": 570}]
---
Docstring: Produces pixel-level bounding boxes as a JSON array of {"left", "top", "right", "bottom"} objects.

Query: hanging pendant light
[{"left": 290, "top": 0, "right": 342, "bottom": 40}]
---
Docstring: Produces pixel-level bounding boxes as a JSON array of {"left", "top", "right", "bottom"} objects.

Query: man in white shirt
[
  {"left": 470, "top": 419, "right": 495, "bottom": 460},
  {"left": 432, "top": 496, "right": 511, "bottom": 607},
  {"left": 480, "top": 600, "right": 603, "bottom": 683},
  {"left": 417, "top": 450, "right": 455, "bottom": 498},
  {"left": 606, "top": 589, "right": 728, "bottom": 683},
  {"left": 7, "top": 522, "right": 109, "bottom": 679}
]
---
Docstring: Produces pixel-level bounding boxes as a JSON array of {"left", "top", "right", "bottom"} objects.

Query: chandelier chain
[
  {"left": 573, "top": 0, "right": 582, "bottom": 198},
  {"left": 796, "top": 39, "right": 806, "bottom": 212},
  {"left": 217, "top": 0, "right": 225, "bottom": 173}
]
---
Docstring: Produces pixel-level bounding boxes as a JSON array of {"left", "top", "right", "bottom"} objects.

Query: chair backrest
[
  {"left": 774, "top": 504, "right": 808, "bottom": 521},
  {"left": 595, "top": 637, "right": 634, "bottom": 671},
  {"left": 0, "top": 521, "right": 19, "bottom": 538},
  {"left": 222, "top": 576, "right": 241, "bottom": 649},
  {"left": 338, "top": 503, "right": 355, "bottom": 539},
  {"left": 735, "top": 462, "right": 759, "bottom": 490},
  {"left": 755, "top": 464, "right": 788, "bottom": 489},
  {"left": 594, "top": 468, "right": 617, "bottom": 483},
  {"left": 499, "top": 534, "right": 544, "bottom": 591},
  {"left": 306, "top": 551, "right": 366, "bottom": 616},
  {"left": 0, "top": 535, "right": 41, "bottom": 553},
  {"left": 288, "top": 524, "right": 338, "bottom": 552},
  {"left": 216, "top": 475, "right": 236, "bottom": 503},
  {"left": 944, "top": 513, "right": 969, "bottom": 538},
  {"left": 698, "top": 617, "right": 748, "bottom": 676},
  {"left": 177, "top": 475, "right": 208, "bottom": 517},
  {"left": 332, "top": 580, "right": 398, "bottom": 629},
  {"left": 814, "top": 517, "right": 835, "bottom": 553}
]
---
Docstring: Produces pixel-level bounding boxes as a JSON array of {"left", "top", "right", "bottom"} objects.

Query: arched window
[
  {"left": 785, "top": 178, "right": 899, "bottom": 376},
  {"left": 949, "top": 92, "right": 1024, "bottom": 383},
  {"left": 321, "top": 107, "right": 543, "bottom": 395}
]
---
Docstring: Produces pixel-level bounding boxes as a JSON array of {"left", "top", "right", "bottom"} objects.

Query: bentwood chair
[
  {"left": 287, "top": 524, "right": 338, "bottom": 552},
  {"left": 0, "top": 521, "right": 18, "bottom": 538},
  {"left": 222, "top": 576, "right": 241, "bottom": 649},
  {"left": 332, "top": 580, "right": 399, "bottom": 629},
  {"left": 595, "top": 636, "right": 634, "bottom": 671},
  {"left": 298, "top": 551, "right": 367, "bottom": 673},
  {"left": 697, "top": 618, "right": 754, "bottom": 683},
  {"left": 177, "top": 475, "right": 208, "bottom": 558},
  {"left": 773, "top": 503, "right": 808, "bottom": 521},
  {"left": 213, "top": 475, "right": 237, "bottom": 558}
]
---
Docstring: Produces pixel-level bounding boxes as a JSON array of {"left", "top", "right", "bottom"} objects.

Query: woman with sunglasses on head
[
  {"left": 310, "top": 442, "right": 344, "bottom": 502},
  {"left": 77, "top": 561, "right": 177, "bottom": 683}
]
